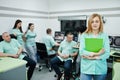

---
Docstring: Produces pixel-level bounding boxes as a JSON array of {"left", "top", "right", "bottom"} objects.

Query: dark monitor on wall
[
  {"left": 61, "top": 20, "right": 87, "bottom": 42},
  {"left": 61, "top": 20, "right": 86, "bottom": 32},
  {"left": 54, "top": 31, "right": 65, "bottom": 42}
]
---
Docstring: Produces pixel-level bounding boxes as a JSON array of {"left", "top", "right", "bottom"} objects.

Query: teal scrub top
[
  {"left": 11, "top": 29, "right": 24, "bottom": 46},
  {"left": 0, "top": 39, "right": 25, "bottom": 59},
  {"left": 58, "top": 40, "right": 78, "bottom": 61},
  {"left": 25, "top": 30, "right": 36, "bottom": 47},
  {"left": 79, "top": 32, "right": 110, "bottom": 75},
  {"left": 42, "top": 34, "right": 56, "bottom": 54}
]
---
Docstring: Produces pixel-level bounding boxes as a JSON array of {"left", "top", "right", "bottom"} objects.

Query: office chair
[{"left": 36, "top": 42, "right": 56, "bottom": 72}]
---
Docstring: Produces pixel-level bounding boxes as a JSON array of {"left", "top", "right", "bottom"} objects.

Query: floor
[
  {"left": 31, "top": 60, "right": 112, "bottom": 80},
  {"left": 31, "top": 66, "right": 56, "bottom": 80},
  {"left": 31, "top": 65, "right": 80, "bottom": 80}
]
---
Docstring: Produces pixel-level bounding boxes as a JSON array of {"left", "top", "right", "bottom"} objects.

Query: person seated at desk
[
  {"left": 0, "top": 32, "right": 36, "bottom": 80},
  {"left": 50, "top": 32, "right": 78, "bottom": 80},
  {"left": 42, "top": 28, "right": 60, "bottom": 55}
]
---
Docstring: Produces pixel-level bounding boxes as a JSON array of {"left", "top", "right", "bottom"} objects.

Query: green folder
[{"left": 85, "top": 38, "right": 103, "bottom": 52}]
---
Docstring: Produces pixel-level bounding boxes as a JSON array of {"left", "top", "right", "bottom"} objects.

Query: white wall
[
  {"left": 0, "top": 0, "right": 49, "bottom": 41},
  {"left": 49, "top": 0, "right": 120, "bottom": 11},
  {"left": 104, "top": 17, "right": 120, "bottom": 36},
  {"left": 0, "top": 0, "right": 48, "bottom": 11}
]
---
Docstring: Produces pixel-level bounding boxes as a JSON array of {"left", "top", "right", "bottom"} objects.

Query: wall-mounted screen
[{"left": 61, "top": 20, "right": 87, "bottom": 42}]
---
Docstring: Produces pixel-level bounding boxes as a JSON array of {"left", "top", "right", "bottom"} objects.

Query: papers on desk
[{"left": 85, "top": 38, "right": 103, "bottom": 52}]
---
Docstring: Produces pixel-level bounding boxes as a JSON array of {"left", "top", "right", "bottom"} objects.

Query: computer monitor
[
  {"left": 54, "top": 31, "right": 65, "bottom": 42},
  {"left": 109, "top": 36, "right": 120, "bottom": 48},
  {"left": 113, "top": 36, "right": 120, "bottom": 48}
]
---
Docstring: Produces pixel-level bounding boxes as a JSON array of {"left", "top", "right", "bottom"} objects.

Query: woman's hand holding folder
[
  {"left": 89, "top": 48, "right": 105, "bottom": 57},
  {"left": 82, "top": 48, "right": 105, "bottom": 60}
]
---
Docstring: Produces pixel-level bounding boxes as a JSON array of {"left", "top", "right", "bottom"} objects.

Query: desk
[
  {"left": 0, "top": 57, "right": 27, "bottom": 80},
  {"left": 110, "top": 50, "right": 120, "bottom": 80}
]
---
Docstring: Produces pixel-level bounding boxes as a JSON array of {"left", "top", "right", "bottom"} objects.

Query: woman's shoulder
[
  {"left": 26, "top": 30, "right": 31, "bottom": 33},
  {"left": 100, "top": 32, "right": 108, "bottom": 37},
  {"left": 12, "top": 29, "right": 16, "bottom": 31},
  {"left": 81, "top": 32, "right": 89, "bottom": 37},
  {"left": 81, "top": 33, "right": 85, "bottom": 36},
  {"left": 12, "top": 28, "right": 19, "bottom": 32}
]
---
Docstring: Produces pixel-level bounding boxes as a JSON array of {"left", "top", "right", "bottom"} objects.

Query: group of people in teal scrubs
[
  {"left": 12, "top": 20, "right": 37, "bottom": 63},
  {"left": 0, "top": 19, "right": 38, "bottom": 80},
  {"left": 0, "top": 19, "right": 37, "bottom": 80},
  {"left": 50, "top": 13, "right": 110, "bottom": 80},
  {"left": 0, "top": 13, "right": 110, "bottom": 80}
]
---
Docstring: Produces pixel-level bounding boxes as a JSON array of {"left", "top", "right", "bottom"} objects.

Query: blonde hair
[{"left": 85, "top": 13, "right": 103, "bottom": 34}]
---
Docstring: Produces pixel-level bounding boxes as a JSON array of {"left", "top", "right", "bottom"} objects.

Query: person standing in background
[
  {"left": 80, "top": 13, "right": 110, "bottom": 80},
  {"left": 24, "top": 23, "right": 37, "bottom": 63},
  {"left": 11, "top": 19, "right": 26, "bottom": 48},
  {"left": 75, "top": 26, "right": 86, "bottom": 78},
  {"left": 11, "top": 19, "right": 28, "bottom": 56},
  {"left": 11, "top": 19, "right": 25, "bottom": 47}
]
